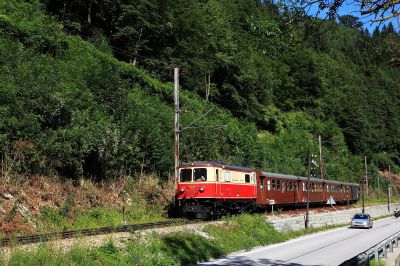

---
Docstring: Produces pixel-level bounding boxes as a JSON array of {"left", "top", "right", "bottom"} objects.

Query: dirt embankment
[
  {"left": 0, "top": 176, "right": 124, "bottom": 236},
  {"left": 380, "top": 170, "right": 400, "bottom": 182}
]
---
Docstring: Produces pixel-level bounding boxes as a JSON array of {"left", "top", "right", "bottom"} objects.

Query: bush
[{"left": 205, "top": 214, "right": 285, "bottom": 253}]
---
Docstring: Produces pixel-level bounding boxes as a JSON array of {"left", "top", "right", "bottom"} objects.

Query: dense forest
[{"left": 1, "top": 0, "right": 400, "bottom": 186}]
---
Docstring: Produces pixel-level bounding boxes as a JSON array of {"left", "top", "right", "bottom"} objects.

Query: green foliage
[
  {"left": 59, "top": 195, "right": 74, "bottom": 218},
  {"left": 157, "top": 232, "right": 222, "bottom": 264},
  {"left": 205, "top": 214, "right": 285, "bottom": 253},
  {"left": 1, "top": 0, "right": 400, "bottom": 185},
  {"left": 7, "top": 241, "right": 126, "bottom": 266},
  {"left": 338, "top": 15, "right": 363, "bottom": 29},
  {"left": 39, "top": 207, "right": 68, "bottom": 231},
  {"left": 369, "top": 258, "right": 386, "bottom": 266}
]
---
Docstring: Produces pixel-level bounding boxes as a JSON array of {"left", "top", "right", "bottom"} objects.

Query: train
[{"left": 176, "top": 161, "right": 360, "bottom": 219}]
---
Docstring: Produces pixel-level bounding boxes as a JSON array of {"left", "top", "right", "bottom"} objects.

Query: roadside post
[
  {"left": 269, "top": 199, "right": 275, "bottom": 215},
  {"left": 305, "top": 153, "right": 318, "bottom": 229}
]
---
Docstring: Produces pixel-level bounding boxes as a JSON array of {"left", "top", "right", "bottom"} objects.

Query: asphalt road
[{"left": 197, "top": 216, "right": 400, "bottom": 266}]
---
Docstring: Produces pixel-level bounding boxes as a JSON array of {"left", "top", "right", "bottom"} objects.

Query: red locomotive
[{"left": 176, "top": 161, "right": 360, "bottom": 219}]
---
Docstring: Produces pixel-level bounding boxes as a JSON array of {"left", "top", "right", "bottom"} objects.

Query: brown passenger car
[{"left": 256, "top": 172, "right": 359, "bottom": 207}]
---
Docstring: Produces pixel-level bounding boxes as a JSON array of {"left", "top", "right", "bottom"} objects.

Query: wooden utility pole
[
  {"left": 174, "top": 68, "right": 180, "bottom": 184},
  {"left": 87, "top": 0, "right": 92, "bottom": 25},
  {"left": 361, "top": 179, "right": 365, "bottom": 214},
  {"left": 365, "top": 156, "right": 368, "bottom": 196},
  {"left": 388, "top": 165, "right": 392, "bottom": 211},
  {"left": 205, "top": 71, "right": 211, "bottom": 101},
  {"left": 378, "top": 170, "right": 380, "bottom": 191},
  {"left": 319, "top": 135, "right": 324, "bottom": 179},
  {"left": 305, "top": 154, "right": 313, "bottom": 229},
  {"left": 362, "top": 156, "right": 368, "bottom": 213}
]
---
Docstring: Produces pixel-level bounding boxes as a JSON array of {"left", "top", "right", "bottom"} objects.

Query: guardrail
[{"left": 341, "top": 231, "right": 400, "bottom": 265}]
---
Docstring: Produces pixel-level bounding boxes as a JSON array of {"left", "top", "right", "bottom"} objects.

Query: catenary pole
[
  {"left": 365, "top": 156, "right": 368, "bottom": 196},
  {"left": 362, "top": 156, "right": 368, "bottom": 214},
  {"left": 319, "top": 135, "right": 324, "bottom": 179},
  {"left": 388, "top": 165, "right": 392, "bottom": 211},
  {"left": 174, "top": 68, "right": 180, "bottom": 185},
  {"left": 305, "top": 154, "right": 311, "bottom": 229}
]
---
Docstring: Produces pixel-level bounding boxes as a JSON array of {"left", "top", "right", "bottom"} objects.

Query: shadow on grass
[{"left": 160, "top": 233, "right": 224, "bottom": 265}]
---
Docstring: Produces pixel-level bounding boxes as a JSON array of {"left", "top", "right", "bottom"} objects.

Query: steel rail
[{"left": 0, "top": 220, "right": 200, "bottom": 247}]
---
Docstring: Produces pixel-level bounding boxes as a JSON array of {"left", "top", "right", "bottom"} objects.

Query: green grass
[
  {"left": 370, "top": 259, "right": 386, "bottom": 266},
  {"left": 35, "top": 205, "right": 168, "bottom": 234},
  {"left": 6, "top": 241, "right": 130, "bottom": 266},
  {"left": 204, "top": 214, "right": 286, "bottom": 253}
]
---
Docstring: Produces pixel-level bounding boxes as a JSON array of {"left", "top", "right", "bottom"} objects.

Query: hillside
[{"left": 1, "top": 0, "right": 400, "bottom": 186}]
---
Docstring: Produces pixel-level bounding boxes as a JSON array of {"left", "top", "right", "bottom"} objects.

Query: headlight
[
  {"left": 199, "top": 186, "right": 205, "bottom": 192},
  {"left": 180, "top": 188, "right": 185, "bottom": 193}
]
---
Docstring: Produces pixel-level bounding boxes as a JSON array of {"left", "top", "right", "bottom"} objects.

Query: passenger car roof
[
  {"left": 260, "top": 172, "right": 358, "bottom": 187},
  {"left": 179, "top": 162, "right": 359, "bottom": 186}
]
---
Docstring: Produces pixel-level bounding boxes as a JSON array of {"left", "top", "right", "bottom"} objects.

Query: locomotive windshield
[
  {"left": 194, "top": 168, "right": 207, "bottom": 181},
  {"left": 180, "top": 169, "right": 192, "bottom": 182},
  {"left": 179, "top": 168, "right": 207, "bottom": 182}
]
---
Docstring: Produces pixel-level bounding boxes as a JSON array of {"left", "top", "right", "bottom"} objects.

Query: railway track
[{"left": 0, "top": 220, "right": 199, "bottom": 247}]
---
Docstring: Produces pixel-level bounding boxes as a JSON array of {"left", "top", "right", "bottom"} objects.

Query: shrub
[{"left": 59, "top": 194, "right": 74, "bottom": 218}]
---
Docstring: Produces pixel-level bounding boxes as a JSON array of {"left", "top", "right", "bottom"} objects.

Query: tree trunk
[{"left": 87, "top": 1, "right": 92, "bottom": 25}]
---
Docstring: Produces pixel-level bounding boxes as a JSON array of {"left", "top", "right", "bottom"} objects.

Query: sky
[{"left": 306, "top": 0, "right": 399, "bottom": 33}]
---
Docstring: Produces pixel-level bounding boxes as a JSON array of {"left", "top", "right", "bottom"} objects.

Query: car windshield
[
  {"left": 180, "top": 169, "right": 192, "bottom": 182},
  {"left": 353, "top": 214, "right": 368, "bottom": 219}
]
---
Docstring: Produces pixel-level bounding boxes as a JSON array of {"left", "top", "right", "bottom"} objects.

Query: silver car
[{"left": 351, "top": 213, "right": 373, "bottom": 229}]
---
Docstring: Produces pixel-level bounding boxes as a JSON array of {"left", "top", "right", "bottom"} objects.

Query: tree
[
  {"left": 338, "top": 15, "right": 363, "bottom": 29},
  {"left": 112, "top": 0, "right": 160, "bottom": 65}
]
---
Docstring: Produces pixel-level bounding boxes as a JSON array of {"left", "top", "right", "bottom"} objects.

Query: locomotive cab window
[
  {"left": 224, "top": 171, "right": 231, "bottom": 182},
  {"left": 245, "top": 174, "right": 250, "bottom": 183},
  {"left": 194, "top": 168, "right": 207, "bottom": 181},
  {"left": 180, "top": 169, "right": 192, "bottom": 182}
]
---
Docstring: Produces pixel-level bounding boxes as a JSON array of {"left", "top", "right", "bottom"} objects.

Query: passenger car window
[
  {"left": 260, "top": 176, "right": 265, "bottom": 190},
  {"left": 272, "top": 180, "right": 276, "bottom": 190},
  {"left": 180, "top": 169, "right": 192, "bottom": 182},
  {"left": 194, "top": 168, "right": 207, "bottom": 181},
  {"left": 245, "top": 174, "right": 250, "bottom": 183}
]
